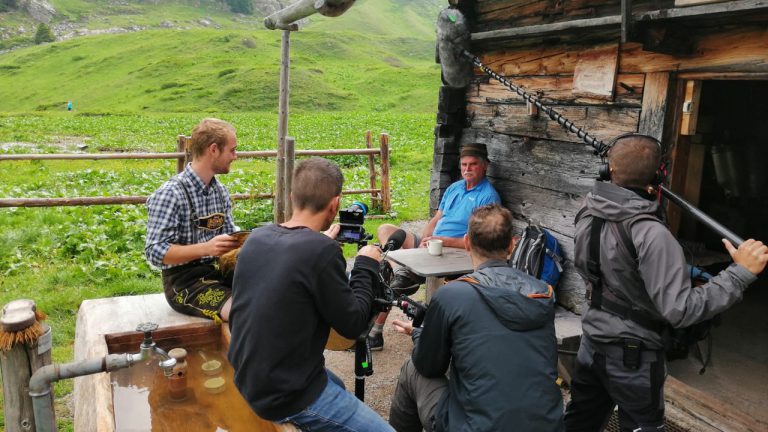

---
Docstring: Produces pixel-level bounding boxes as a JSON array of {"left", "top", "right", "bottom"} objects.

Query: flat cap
[{"left": 459, "top": 144, "right": 489, "bottom": 161}]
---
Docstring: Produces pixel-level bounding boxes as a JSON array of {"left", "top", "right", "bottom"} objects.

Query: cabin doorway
[{"left": 667, "top": 79, "right": 768, "bottom": 426}]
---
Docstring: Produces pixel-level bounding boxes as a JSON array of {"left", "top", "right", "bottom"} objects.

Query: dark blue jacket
[{"left": 412, "top": 260, "right": 564, "bottom": 432}]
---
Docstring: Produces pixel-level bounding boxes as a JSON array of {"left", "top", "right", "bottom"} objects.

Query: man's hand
[
  {"left": 723, "top": 238, "right": 768, "bottom": 275},
  {"left": 392, "top": 319, "right": 414, "bottom": 336},
  {"left": 357, "top": 245, "right": 382, "bottom": 261},
  {"left": 323, "top": 223, "right": 340, "bottom": 239},
  {"left": 206, "top": 234, "right": 239, "bottom": 257}
]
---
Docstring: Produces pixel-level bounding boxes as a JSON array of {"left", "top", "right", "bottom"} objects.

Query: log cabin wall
[{"left": 429, "top": 0, "right": 768, "bottom": 312}]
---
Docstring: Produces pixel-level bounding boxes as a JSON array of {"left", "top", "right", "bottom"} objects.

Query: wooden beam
[
  {"left": 665, "top": 376, "right": 768, "bottom": 431},
  {"left": 472, "top": 16, "right": 621, "bottom": 42},
  {"left": 676, "top": 0, "right": 727, "bottom": 5},
  {"left": 621, "top": 0, "right": 633, "bottom": 43},
  {"left": 636, "top": 0, "right": 768, "bottom": 22},
  {"left": 678, "top": 139, "right": 707, "bottom": 239},
  {"left": 638, "top": 72, "right": 672, "bottom": 142},
  {"left": 572, "top": 44, "right": 619, "bottom": 100},
  {"left": 471, "top": 0, "right": 768, "bottom": 43},
  {"left": 680, "top": 80, "right": 703, "bottom": 135}
]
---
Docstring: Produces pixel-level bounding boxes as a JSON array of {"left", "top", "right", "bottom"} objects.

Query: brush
[{"left": 0, "top": 299, "right": 47, "bottom": 352}]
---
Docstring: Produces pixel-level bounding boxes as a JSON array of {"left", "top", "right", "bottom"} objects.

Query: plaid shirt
[{"left": 145, "top": 164, "right": 237, "bottom": 269}]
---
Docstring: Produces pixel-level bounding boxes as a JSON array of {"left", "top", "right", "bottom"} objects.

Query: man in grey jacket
[
  {"left": 388, "top": 204, "right": 564, "bottom": 432},
  {"left": 564, "top": 134, "right": 768, "bottom": 431}
]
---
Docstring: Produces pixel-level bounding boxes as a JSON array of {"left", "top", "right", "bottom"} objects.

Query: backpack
[
  {"left": 509, "top": 224, "right": 564, "bottom": 287},
  {"left": 581, "top": 213, "right": 718, "bottom": 370}
]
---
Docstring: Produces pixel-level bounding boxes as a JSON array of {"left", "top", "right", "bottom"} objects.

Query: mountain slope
[{"left": 0, "top": 28, "right": 441, "bottom": 112}]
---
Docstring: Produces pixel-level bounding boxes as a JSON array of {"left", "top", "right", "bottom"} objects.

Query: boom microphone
[{"left": 383, "top": 229, "right": 407, "bottom": 253}]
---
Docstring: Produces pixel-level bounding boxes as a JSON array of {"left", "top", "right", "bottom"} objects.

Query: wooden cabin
[{"left": 430, "top": 0, "right": 768, "bottom": 429}]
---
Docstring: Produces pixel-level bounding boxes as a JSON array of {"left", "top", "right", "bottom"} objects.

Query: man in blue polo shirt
[{"left": 369, "top": 144, "right": 501, "bottom": 350}]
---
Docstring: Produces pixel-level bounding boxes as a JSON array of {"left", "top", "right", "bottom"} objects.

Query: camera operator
[
  {"left": 388, "top": 204, "right": 564, "bottom": 432},
  {"left": 227, "top": 158, "right": 393, "bottom": 431}
]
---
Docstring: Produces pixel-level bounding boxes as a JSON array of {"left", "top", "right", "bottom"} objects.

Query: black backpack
[
  {"left": 509, "top": 224, "right": 564, "bottom": 287},
  {"left": 582, "top": 213, "right": 718, "bottom": 371}
]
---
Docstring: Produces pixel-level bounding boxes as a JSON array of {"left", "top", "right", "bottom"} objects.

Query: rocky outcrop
[
  {"left": 18, "top": 0, "right": 56, "bottom": 23},
  {"left": 252, "top": 0, "right": 285, "bottom": 17}
]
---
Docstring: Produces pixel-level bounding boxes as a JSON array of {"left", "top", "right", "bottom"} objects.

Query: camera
[
  {"left": 372, "top": 260, "right": 427, "bottom": 326},
  {"left": 337, "top": 201, "right": 371, "bottom": 245}
]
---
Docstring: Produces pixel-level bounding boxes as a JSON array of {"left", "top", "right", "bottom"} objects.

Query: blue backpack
[{"left": 509, "top": 224, "right": 564, "bottom": 287}]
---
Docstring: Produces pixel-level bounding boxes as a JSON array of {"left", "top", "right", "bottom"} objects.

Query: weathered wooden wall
[
  {"left": 430, "top": 1, "right": 768, "bottom": 311},
  {"left": 473, "top": 0, "right": 673, "bottom": 32}
]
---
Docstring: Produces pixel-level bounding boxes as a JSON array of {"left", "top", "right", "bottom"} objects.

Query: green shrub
[{"left": 34, "top": 23, "right": 55, "bottom": 45}]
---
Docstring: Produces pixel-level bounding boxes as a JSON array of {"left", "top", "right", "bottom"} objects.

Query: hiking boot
[
  {"left": 390, "top": 269, "right": 424, "bottom": 296},
  {"left": 368, "top": 332, "right": 384, "bottom": 351}
]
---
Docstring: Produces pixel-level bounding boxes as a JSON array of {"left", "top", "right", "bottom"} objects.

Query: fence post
[
  {"left": 284, "top": 136, "right": 295, "bottom": 220},
  {"left": 274, "top": 29, "right": 291, "bottom": 224},
  {"left": 0, "top": 300, "right": 53, "bottom": 432},
  {"left": 176, "top": 135, "right": 189, "bottom": 173},
  {"left": 379, "top": 133, "right": 391, "bottom": 213},
  {"left": 365, "top": 131, "right": 381, "bottom": 211}
]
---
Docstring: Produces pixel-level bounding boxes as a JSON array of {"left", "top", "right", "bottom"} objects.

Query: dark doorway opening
[{"left": 668, "top": 80, "right": 768, "bottom": 427}]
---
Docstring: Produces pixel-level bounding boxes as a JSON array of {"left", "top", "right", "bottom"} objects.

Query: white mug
[{"left": 427, "top": 239, "right": 443, "bottom": 256}]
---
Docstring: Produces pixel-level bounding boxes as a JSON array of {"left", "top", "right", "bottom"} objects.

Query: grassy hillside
[
  {"left": 0, "top": 0, "right": 444, "bottom": 47},
  {"left": 0, "top": 28, "right": 440, "bottom": 112}
]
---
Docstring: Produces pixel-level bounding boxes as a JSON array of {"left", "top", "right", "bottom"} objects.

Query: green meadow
[{"left": 0, "top": 0, "right": 444, "bottom": 428}]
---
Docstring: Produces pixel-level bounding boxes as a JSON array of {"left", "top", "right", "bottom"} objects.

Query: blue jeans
[{"left": 278, "top": 369, "right": 394, "bottom": 432}]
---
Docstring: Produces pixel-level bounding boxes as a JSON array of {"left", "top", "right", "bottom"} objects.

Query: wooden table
[{"left": 386, "top": 247, "right": 473, "bottom": 303}]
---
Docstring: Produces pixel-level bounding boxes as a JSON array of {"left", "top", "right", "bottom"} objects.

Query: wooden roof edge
[{"left": 471, "top": 0, "right": 768, "bottom": 43}]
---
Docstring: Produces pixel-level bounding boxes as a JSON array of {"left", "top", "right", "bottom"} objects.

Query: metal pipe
[
  {"left": 29, "top": 322, "right": 176, "bottom": 431},
  {"left": 29, "top": 354, "right": 136, "bottom": 432}
]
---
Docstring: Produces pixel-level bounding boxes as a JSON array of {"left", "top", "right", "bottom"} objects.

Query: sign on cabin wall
[{"left": 572, "top": 44, "right": 619, "bottom": 101}]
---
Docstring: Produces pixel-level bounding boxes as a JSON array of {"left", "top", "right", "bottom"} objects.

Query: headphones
[{"left": 598, "top": 133, "right": 666, "bottom": 185}]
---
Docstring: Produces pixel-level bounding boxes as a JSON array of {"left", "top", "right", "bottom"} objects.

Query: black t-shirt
[{"left": 227, "top": 224, "right": 378, "bottom": 420}]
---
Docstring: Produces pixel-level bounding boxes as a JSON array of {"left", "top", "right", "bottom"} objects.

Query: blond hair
[{"left": 188, "top": 118, "right": 236, "bottom": 159}]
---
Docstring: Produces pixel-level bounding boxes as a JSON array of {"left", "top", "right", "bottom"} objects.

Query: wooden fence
[{"left": 0, "top": 131, "right": 391, "bottom": 212}]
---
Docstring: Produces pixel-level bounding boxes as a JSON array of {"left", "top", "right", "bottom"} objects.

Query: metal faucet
[
  {"left": 130, "top": 322, "right": 177, "bottom": 377},
  {"left": 29, "top": 322, "right": 178, "bottom": 432}
]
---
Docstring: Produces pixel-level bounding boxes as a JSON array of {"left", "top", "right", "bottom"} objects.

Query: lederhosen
[{"left": 161, "top": 178, "right": 232, "bottom": 322}]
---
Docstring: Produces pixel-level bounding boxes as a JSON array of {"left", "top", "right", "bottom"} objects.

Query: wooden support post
[
  {"left": 365, "top": 131, "right": 381, "bottom": 211},
  {"left": 638, "top": 72, "right": 686, "bottom": 234},
  {"left": 0, "top": 323, "right": 53, "bottom": 432},
  {"left": 274, "top": 29, "right": 292, "bottom": 224},
  {"left": 176, "top": 135, "right": 189, "bottom": 174},
  {"left": 638, "top": 72, "right": 675, "bottom": 143},
  {"left": 284, "top": 136, "right": 295, "bottom": 220},
  {"left": 379, "top": 133, "right": 391, "bottom": 213},
  {"left": 621, "top": 0, "right": 633, "bottom": 43},
  {"left": 680, "top": 80, "right": 703, "bottom": 135}
]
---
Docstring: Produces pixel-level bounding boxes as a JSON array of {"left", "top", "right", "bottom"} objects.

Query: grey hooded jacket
[
  {"left": 574, "top": 181, "right": 756, "bottom": 349},
  {"left": 411, "top": 260, "right": 564, "bottom": 432}
]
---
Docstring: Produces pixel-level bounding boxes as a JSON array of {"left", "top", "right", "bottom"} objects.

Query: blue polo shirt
[{"left": 434, "top": 177, "right": 501, "bottom": 238}]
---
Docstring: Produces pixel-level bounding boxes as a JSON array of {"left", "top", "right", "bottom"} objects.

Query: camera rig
[
  {"left": 337, "top": 201, "right": 372, "bottom": 245},
  {"left": 351, "top": 228, "right": 428, "bottom": 401}
]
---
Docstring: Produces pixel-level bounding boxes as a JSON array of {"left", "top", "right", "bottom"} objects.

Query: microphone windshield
[{"left": 387, "top": 229, "right": 407, "bottom": 251}]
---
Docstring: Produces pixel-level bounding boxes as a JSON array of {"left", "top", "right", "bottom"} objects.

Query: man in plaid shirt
[{"left": 145, "top": 118, "right": 240, "bottom": 321}]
